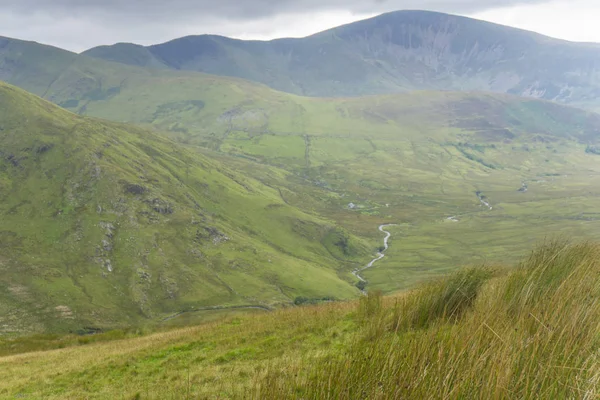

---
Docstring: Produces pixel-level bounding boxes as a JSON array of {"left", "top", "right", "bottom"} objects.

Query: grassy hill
[
  {"left": 4, "top": 64, "right": 600, "bottom": 332},
  {"left": 0, "top": 36, "right": 77, "bottom": 97},
  {"left": 82, "top": 11, "right": 600, "bottom": 109},
  {"left": 45, "top": 66, "right": 600, "bottom": 294},
  {"left": 0, "top": 81, "right": 374, "bottom": 334},
  {"left": 4, "top": 34, "right": 600, "bottom": 333},
  {"left": 0, "top": 240, "right": 597, "bottom": 398}
]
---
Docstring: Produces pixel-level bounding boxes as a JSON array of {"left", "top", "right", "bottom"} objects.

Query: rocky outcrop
[{"left": 96, "top": 222, "right": 116, "bottom": 272}]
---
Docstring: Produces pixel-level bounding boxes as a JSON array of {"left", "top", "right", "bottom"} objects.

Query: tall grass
[
  {"left": 257, "top": 241, "right": 600, "bottom": 399},
  {"left": 2, "top": 241, "right": 598, "bottom": 399}
]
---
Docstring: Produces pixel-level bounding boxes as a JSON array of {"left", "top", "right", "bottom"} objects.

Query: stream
[
  {"left": 353, "top": 190, "right": 496, "bottom": 288},
  {"left": 476, "top": 191, "right": 492, "bottom": 210},
  {"left": 352, "top": 224, "right": 396, "bottom": 284}
]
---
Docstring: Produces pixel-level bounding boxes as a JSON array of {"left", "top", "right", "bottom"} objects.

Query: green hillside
[
  {"left": 0, "top": 82, "right": 371, "bottom": 334},
  {"left": 82, "top": 11, "right": 600, "bottom": 109},
  {"left": 0, "top": 36, "right": 76, "bottom": 96},
  {"left": 0, "top": 240, "right": 597, "bottom": 399},
  {"left": 4, "top": 32, "right": 600, "bottom": 333},
  {"left": 4, "top": 61, "right": 600, "bottom": 333},
  {"left": 39, "top": 63, "right": 600, "bottom": 295}
]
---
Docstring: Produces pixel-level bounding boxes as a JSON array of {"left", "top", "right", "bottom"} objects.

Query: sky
[{"left": 0, "top": 0, "right": 598, "bottom": 52}]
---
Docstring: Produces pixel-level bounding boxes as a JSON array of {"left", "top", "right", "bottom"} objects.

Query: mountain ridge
[
  {"left": 85, "top": 10, "right": 600, "bottom": 53},
  {"left": 80, "top": 10, "right": 600, "bottom": 108}
]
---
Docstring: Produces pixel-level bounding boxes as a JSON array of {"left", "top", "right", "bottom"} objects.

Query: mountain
[
  {"left": 4, "top": 60, "right": 600, "bottom": 332},
  {"left": 0, "top": 36, "right": 77, "bottom": 96},
  {"left": 4, "top": 26, "right": 600, "bottom": 333},
  {"left": 83, "top": 10, "right": 600, "bottom": 109},
  {"left": 0, "top": 81, "right": 370, "bottom": 334}
]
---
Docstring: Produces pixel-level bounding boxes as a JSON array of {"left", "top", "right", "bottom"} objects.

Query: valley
[
  {"left": 3, "top": 69, "right": 600, "bottom": 333},
  {"left": 0, "top": 6, "right": 599, "bottom": 398},
  {"left": 201, "top": 94, "right": 600, "bottom": 292},
  {"left": 1, "top": 10, "right": 600, "bottom": 337}
]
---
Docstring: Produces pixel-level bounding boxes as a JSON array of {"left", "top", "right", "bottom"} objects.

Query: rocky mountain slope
[{"left": 83, "top": 10, "right": 600, "bottom": 109}]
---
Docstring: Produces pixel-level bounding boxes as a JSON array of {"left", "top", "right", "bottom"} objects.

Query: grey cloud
[{"left": 4, "top": 0, "right": 550, "bottom": 20}]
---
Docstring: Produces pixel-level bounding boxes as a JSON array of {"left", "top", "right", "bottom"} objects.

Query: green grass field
[{"left": 0, "top": 240, "right": 597, "bottom": 399}]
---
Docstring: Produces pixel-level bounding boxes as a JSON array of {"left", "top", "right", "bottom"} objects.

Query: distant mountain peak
[{"left": 3, "top": 10, "right": 599, "bottom": 109}]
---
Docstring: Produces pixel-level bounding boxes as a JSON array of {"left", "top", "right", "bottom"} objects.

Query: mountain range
[
  {"left": 2, "top": 10, "right": 600, "bottom": 333},
  {"left": 82, "top": 11, "right": 600, "bottom": 108}
]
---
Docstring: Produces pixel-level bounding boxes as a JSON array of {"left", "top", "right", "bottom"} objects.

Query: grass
[
  {"left": 5, "top": 39, "right": 600, "bottom": 334},
  {"left": 0, "top": 82, "right": 369, "bottom": 334},
  {"left": 0, "top": 299, "right": 359, "bottom": 399},
  {"left": 258, "top": 240, "right": 600, "bottom": 399},
  {"left": 0, "top": 240, "right": 597, "bottom": 398}
]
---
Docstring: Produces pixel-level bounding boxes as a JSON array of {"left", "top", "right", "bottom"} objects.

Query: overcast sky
[{"left": 0, "top": 0, "right": 598, "bottom": 52}]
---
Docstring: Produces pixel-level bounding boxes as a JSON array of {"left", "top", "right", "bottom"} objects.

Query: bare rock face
[
  {"left": 195, "top": 226, "right": 229, "bottom": 246},
  {"left": 326, "top": 11, "right": 600, "bottom": 104},
  {"left": 97, "top": 222, "right": 116, "bottom": 272},
  {"left": 147, "top": 198, "right": 173, "bottom": 215}
]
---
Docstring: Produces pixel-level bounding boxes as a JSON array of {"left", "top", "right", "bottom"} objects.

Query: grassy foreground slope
[
  {"left": 0, "top": 82, "right": 369, "bottom": 334},
  {"left": 0, "top": 240, "right": 597, "bottom": 399}
]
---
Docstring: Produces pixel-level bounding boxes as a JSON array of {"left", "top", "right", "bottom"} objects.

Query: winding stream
[
  {"left": 446, "top": 191, "right": 494, "bottom": 222},
  {"left": 353, "top": 224, "right": 396, "bottom": 284},
  {"left": 476, "top": 191, "right": 492, "bottom": 210}
]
